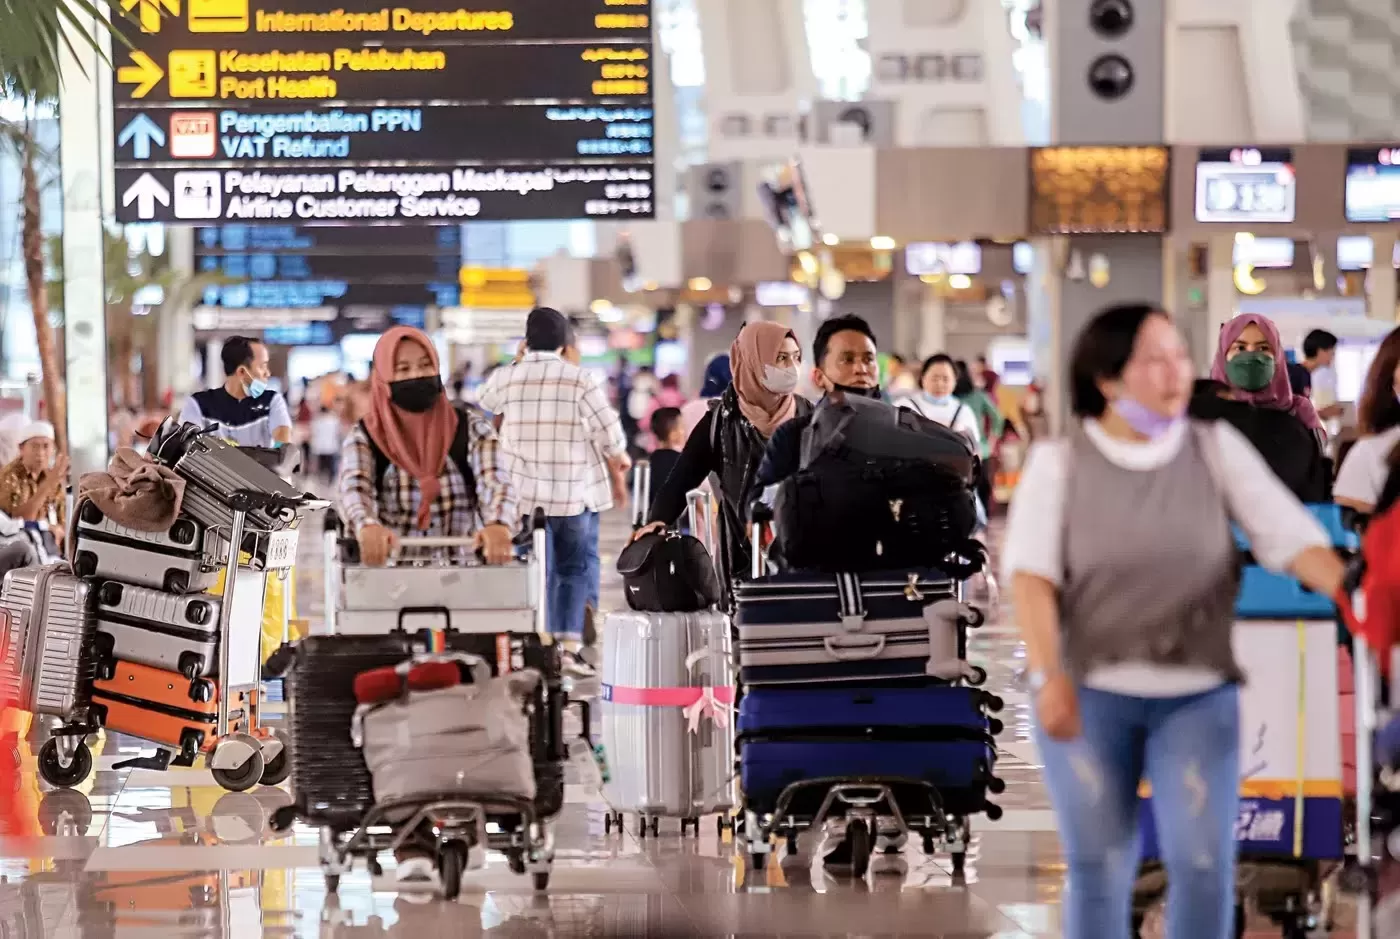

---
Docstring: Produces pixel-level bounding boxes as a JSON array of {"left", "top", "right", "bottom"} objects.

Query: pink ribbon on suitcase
[{"left": 602, "top": 647, "right": 734, "bottom": 733}]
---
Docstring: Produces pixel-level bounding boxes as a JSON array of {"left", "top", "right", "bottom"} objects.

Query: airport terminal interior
[{"left": 5, "top": 0, "right": 1400, "bottom": 935}]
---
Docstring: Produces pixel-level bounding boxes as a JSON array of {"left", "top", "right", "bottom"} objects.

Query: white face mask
[{"left": 761, "top": 364, "right": 799, "bottom": 395}]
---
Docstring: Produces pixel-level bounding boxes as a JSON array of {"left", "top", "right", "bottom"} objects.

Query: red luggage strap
[{"left": 601, "top": 648, "right": 734, "bottom": 733}]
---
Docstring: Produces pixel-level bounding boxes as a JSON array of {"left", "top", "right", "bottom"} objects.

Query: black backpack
[
  {"left": 615, "top": 530, "right": 722, "bottom": 613},
  {"left": 775, "top": 391, "right": 982, "bottom": 574},
  {"left": 360, "top": 405, "right": 478, "bottom": 510}
]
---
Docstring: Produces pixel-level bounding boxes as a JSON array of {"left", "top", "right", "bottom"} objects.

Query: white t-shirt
[
  {"left": 1003, "top": 418, "right": 1331, "bottom": 697},
  {"left": 896, "top": 395, "right": 982, "bottom": 447},
  {"left": 1334, "top": 425, "right": 1400, "bottom": 510}
]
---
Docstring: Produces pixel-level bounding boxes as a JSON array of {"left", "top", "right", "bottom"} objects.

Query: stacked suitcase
[
  {"left": 0, "top": 423, "right": 307, "bottom": 789},
  {"left": 733, "top": 530, "right": 1005, "bottom": 877}
]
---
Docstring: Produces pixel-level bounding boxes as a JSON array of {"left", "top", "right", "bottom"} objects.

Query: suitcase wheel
[
  {"left": 186, "top": 601, "right": 212, "bottom": 627},
  {"left": 170, "top": 518, "right": 198, "bottom": 547},
  {"left": 37, "top": 738, "right": 93, "bottom": 788},
  {"left": 80, "top": 502, "right": 104, "bottom": 525},
  {"left": 178, "top": 651, "right": 206, "bottom": 680},
  {"left": 98, "top": 581, "right": 123, "bottom": 606},
  {"left": 96, "top": 657, "right": 117, "bottom": 682},
  {"left": 74, "top": 551, "right": 97, "bottom": 578},
  {"left": 966, "top": 665, "right": 987, "bottom": 687},
  {"left": 164, "top": 570, "right": 191, "bottom": 594},
  {"left": 189, "top": 679, "right": 214, "bottom": 704}
]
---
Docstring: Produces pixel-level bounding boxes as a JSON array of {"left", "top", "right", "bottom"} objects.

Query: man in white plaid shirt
[{"left": 479, "top": 308, "right": 630, "bottom": 645}]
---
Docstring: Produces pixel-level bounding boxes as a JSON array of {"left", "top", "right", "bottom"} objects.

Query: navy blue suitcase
[
  {"left": 733, "top": 570, "right": 975, "bottom": 684},
  {"left": 737, "top": 685, "right": 1002, "bottom": 817}
]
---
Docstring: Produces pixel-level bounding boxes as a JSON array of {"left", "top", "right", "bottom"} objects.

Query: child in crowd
[{"left": 648, "top": 406, "right": 685, "bottom": 489}]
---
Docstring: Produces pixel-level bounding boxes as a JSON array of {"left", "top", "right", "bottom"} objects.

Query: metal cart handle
[
  {"left": 394, "top": 536, "right": 478, "bottom": 550},
  {"left": 395, "top": 605, "right": 453, "bottom": 632}
]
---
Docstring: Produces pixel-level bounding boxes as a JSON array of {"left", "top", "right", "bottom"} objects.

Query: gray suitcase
[
  {"left": 93, "top": 580, "right": 221, "bottom": 679},
  {"left": 173, "top": 436, "right": 305, "bottom": 533},
  {"left": 71, "top": 500, "right": 219, "bottom": 594},
  {"left": 599, "top": 609, "right": 735, "bottom": 832},
  {"left": 0, "top": 563, "right": 95, "bottom": 722}
]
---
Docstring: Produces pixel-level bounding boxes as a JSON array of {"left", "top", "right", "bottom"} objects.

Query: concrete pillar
[
  {"left": 918, "top": 285, "right": 947, "bottom": 360},
  {"left": 1206, "top": 233, "right": 1238, "bottom": 355},
  {"left": 159, "top": 226, "right": 197, "bottom": 400},
  {"left": 1041, "top": 0, "right": 1168, "bottom": 428},
  {"left": 59, "top": 6, "right": 111, "bottom": 476},
  {"left": 1369, "top": 231, "right": 1398, "bottom": 322}
]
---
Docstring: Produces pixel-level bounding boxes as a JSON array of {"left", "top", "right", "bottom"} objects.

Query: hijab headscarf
[
  {"left": 1210, "top": 313, "right": 1323, "bottom": 431},
  {"left": 363, "top": 326, "right": 458, "bottom": 530},
  {"left": 729, "top": 322, "right": 798, "bottom": 437}
]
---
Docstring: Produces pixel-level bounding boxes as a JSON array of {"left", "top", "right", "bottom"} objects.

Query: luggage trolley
[
  {"left": 38, "top": 489, "right": 322, "bottom": 793},
  {"left": 1132, "top": 504, "right": 1357, "bottom": 937},
  {"left": 275, "top": 510, "right": 569, "bottom": 895},
  {"left": 736, "top": 506, "right": 1003, "bottom": 878}
]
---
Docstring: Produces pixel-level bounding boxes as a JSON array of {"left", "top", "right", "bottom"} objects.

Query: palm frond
[{"left": 0, "top": 0, "right": 130, "bottom": 101}]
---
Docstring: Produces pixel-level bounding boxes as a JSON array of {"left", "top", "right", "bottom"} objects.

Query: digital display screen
[
  {"left": 112, "top": 0, "right": 654, "bottom": 224},
  {"left": 1344, "top": 147, "right": 1400, "bottom": 222},
  {"left": 1194, "top": 148, "right": 1296, "bottom": 223}
]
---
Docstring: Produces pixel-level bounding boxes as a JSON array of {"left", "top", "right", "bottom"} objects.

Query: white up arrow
[{"left": 122, "top": 172, "right": 170, "bottom": 220}]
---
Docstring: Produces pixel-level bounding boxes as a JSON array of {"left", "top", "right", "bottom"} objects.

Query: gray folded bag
[{"left": 355, "top": 656, "right": 541, "bottom": 806}]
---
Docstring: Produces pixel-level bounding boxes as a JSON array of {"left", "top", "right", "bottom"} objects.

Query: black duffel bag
[
  {"left": 774, "top": 456, "right": 981, "bottom": 574},
  {"left": 615, "top": 530, "right": 721, "bottom": 613}
]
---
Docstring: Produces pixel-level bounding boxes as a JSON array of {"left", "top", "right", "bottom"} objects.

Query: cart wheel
[
  {"left": 508, "top": 849, "right": 527, "bottom": 875},
  {"left": 38, "top": 739, "right": 92, "bottom": 788},
  {"left": 211, "top": 751, "right": 265, "bottom": 793},
  {"left": 717, "top": 815, "right": 728, "bottom": 837},
  {"left": 258, "top": 731, "right": 292, "bottom": 787},
  {"left": 638, "top": 816, "right": 648, "bottom": 838},
  {"left": 951, "top": 850, "right": 967, "bottom": 878},
  {"left": 532, "top": 870, "right": 550, "bottom": 891},
  {"left": 650, "top": 816, "right": 659, "bottom": 837},
  {"left": 604, "top": 813, "right": 613, "bottom": 835},
  {"left": 921, "top": 832, "right": 936, "bottom": 856},
  {"left": 438, "top": 843, "right": 465, "bottom": 901},
  {"left": 269, "top": 804, "right": 298, "bottom": 833},
  {"left": 847, "top": 819, "right": 872, "bottom": 878},
  {"left": 750, "top": 850, "right": 767, "bottom": 871},
  {"left": 324, "top": 873, "right": 340, "bottom": 894}
]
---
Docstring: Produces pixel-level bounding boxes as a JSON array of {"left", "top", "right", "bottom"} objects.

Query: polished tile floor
[{"left": 0, "top": 507, "right": 1388, "bottom": 936}]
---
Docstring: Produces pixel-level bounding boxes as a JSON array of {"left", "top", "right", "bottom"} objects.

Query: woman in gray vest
[{"left": 1003, "top": 304, "right": 1348, "bottom": 938}]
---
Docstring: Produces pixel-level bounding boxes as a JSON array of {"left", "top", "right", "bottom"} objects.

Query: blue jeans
[
  {"left": 545, "top": 511, "right": 598, "bottom": 641},
  {"left": 1034, "top": 684, "right": 1240, "bottom": 939}
]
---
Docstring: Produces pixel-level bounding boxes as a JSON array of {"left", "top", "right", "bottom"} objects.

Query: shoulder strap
[
  {"left": 707, "top": 397, "right": 723, "bottom": 452},
  {"left": 951, "top": 402, "right": 966, "bottom": 429},
  {"left": 360, "top": 420, "right": 391, "bottom": 499}
]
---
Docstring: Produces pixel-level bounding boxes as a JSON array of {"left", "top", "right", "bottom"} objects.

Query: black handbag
[{"left": 615, "top": 530, "right": 721, "bottom": 613}]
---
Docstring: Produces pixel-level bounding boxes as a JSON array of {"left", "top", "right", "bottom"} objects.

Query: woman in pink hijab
[{"left": 1193, "top": 313, "right": 1330, "bottom": 501}]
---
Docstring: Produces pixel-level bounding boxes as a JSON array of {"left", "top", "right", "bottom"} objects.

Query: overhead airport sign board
[{"left": 113, "top": 0, "right": 655, "bottom": 224}]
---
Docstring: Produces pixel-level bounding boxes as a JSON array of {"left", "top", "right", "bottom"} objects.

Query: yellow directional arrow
[
  {"left": 120, "top": 0, "right": 179, "bottom": 33},
  {"left": 117, "top": 51, "right": 165, "bottom": 98}
]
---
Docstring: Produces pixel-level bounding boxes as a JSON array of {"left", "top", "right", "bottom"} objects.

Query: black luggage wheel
[
  {"left": 37, "top": 738, "right": 92, "bottom": 788},
  {"left": 179, "top": 652, "right": 206, "bottom": 680}
]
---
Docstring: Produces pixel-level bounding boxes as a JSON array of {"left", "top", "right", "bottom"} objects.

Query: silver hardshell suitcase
[
  {"left": 93, "top": 580, "right": 222, "bottom": 679},
  {"left": 0, "top": 563, "right": 95, "bottom": 721},
  {"left": 71, "top": 501, "right": 220, "bottom": 594},
  {"left": 600, "top": 609, "right": 735, "bottom": 834},
  {"left": 173, "top": 435, "right": 304, "bottom": 533},
  {"left": 600, "top": 486, "right": 735, "bottom": 836}
]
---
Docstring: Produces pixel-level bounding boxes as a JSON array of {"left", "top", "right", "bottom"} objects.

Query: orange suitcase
[{"left": 91, "top": 661, "right": 221, "bottom": 761}]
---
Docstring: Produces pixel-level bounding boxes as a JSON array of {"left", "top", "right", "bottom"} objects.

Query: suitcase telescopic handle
[
  {"left": 395, "top": 605, "right": 453, "bottom": 632},
  {"left": 749, "top": 502, "right": 774, "bottom": 579},
  {"left": 823, "top": 632, "right": 885, "bottom": 660},
  {"left": 631, "top": 459, "right": 651, "bottom": 531}
]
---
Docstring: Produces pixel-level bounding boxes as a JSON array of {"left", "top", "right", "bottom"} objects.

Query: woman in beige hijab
[{"left": 632, "top": 322, "right": 809, "bottom": 599}]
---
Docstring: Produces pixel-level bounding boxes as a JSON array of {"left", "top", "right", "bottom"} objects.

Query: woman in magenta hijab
[{"left": 1191, "top": 313, "right": 1331, "bottom": 501}]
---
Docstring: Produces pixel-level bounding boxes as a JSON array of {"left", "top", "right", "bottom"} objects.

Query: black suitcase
[{"left": 285, "top": 631, "right": 565, "bottom": 831}]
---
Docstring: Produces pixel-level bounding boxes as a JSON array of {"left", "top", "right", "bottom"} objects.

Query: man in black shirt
[{"left": 178, "top": 336, "right": 293, "bottom": 447}]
